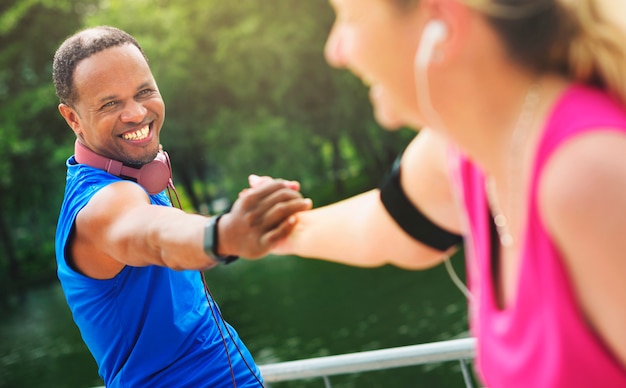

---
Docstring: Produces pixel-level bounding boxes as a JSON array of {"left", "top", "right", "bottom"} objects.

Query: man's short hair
[{"left": 52, "top": 26, "right": 148, "bottom": 106}]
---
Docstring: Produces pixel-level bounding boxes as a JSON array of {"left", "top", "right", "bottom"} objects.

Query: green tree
[
  {"left": 0, "top": 0, "right": 100, "bottom": 305},
  {"left": 0, "top": 0, "right": 414, "bottom": 297},
  {"left": 87, "top": 0, "right": 411, "bottom": 208}
]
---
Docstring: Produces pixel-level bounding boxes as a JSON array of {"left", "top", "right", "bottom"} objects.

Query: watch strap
[{"left": 203, "top": 214, "right": 239, "bottom": 265}]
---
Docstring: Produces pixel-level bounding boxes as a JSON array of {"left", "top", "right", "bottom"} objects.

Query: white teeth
[{"left": 122, "top": 125, "right": 149, "bottom": 140}]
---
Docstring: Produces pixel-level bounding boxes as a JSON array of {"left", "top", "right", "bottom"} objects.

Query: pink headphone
[{"left": 74, "top": 140, "right": 172, "bottom": 195}]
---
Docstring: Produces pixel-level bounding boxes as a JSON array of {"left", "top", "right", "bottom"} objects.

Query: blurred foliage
[{"left": 0, "top": 0, "right": 414, "bottom": 308}]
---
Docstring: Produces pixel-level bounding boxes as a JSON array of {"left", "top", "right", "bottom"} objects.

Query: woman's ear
[
  {"left": 58, "top": 103, "right": 82, "bottom": 136},
  {"left": 420, "top": 0, "right": 471, "bottom": 63}
]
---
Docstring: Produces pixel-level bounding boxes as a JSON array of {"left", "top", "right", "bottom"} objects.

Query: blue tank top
[{"left": 55, "top": 156, "right": 263, "bottom": 387}]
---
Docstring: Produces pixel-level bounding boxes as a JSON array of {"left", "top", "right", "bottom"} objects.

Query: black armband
[{"left": 379, "top": 155, "right": 462, "bottom": 251}]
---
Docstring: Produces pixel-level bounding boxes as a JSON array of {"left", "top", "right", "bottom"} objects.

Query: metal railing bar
[
  {"left": 259, "top": 337, "right": 476, "bottom": 383},
  {"left": 460, "top": 358, "right": 475, "bottom": 388}
]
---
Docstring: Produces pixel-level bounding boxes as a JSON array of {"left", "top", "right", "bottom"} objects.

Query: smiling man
[{"left": 52, "top": 26, "right": 311, "bottom": 387}]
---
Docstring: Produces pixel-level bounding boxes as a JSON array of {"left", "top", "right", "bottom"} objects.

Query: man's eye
[{"left": 101, "top": 101, "right": 117, "bottom": 109}]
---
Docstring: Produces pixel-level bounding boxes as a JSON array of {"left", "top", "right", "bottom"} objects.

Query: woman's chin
[
  {"left": 373, "top": 108, "right": 407, "bottom": 131},
  {"left": 370, "top": 86, "right": 413, "bottom": 130}
]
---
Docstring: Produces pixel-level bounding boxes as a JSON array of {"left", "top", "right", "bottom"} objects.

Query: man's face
[{"left": 60, "top": 43, "right": 165, "bottom": 166}]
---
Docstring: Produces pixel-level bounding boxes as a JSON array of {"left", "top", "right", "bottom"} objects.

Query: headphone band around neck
[{"left": 73, "top": 140, "right": 172, "bottom": 195}]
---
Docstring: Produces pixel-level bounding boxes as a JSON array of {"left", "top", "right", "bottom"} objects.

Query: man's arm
[{"left": 70, "top": 179, "right": 312, "bottom": 279}]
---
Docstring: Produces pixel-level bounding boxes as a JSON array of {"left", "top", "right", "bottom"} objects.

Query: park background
[{"left": 0, "top": 0, "right": 470, "bottom": 386}]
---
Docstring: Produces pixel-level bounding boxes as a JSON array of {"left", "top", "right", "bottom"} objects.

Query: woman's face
[{"left": 325, "top": 0, "right": 425, "bottom": 129}]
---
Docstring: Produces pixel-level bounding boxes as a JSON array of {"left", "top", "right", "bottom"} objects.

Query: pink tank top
[{"left": 453, "top": 84, "right": 626, "bottom": 387}]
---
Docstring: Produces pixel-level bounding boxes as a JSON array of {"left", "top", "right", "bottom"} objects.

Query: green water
[{"left": 0, "top": 254, "right": 472, "bottom": 387}]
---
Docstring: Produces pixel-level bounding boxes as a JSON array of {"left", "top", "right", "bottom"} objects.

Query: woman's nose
[{"left": 324, "top": 23, "right": 348, "bottom": 68}]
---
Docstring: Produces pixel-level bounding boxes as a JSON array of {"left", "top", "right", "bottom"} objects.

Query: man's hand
[{"left": 216, "top": 178, "right": 312, "bottom": 259}]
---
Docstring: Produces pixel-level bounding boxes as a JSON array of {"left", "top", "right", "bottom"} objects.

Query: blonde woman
[{"left": 253, "top": 0, "right": 626, "bottom": 386}]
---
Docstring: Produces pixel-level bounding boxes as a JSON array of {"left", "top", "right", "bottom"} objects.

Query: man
[{"left": 53, "top": 26, "right": 311, "bottom": 387}]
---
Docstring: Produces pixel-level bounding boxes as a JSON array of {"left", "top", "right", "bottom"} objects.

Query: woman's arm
[{"left": 274, "top": 128, "right": 463, "bottom": 269}]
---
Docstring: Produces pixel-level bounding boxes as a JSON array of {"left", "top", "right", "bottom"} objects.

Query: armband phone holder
[{"left": 379, "top": 154, "right": 462, "bottom": 251}]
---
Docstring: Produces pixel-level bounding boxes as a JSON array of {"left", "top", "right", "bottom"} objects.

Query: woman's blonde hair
[
  {"left": 561, "top": 0, "right": 626, "bottom": 104},
  {"left": 463, "top": 0, "right": 626, "bottom": 104}
]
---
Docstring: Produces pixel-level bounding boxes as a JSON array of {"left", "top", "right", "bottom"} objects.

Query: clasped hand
[{"left": 216, "top": 175, "right": 311, "bottom": 259}]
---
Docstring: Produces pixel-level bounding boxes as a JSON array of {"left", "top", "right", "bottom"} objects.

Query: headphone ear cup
[
  {"left": 135, "top": 153, "right": 172, "bottom": 195},
  {"left": 415, "top": 20, "right": 448, "bottom": 69}
]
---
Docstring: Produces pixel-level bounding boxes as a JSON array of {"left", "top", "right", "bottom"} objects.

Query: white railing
[
  {"left": 259, "top": 337, "right": 477, "bottom": 387},
  {"left": 91, "top": 337, "right": 476, "bottom": 388}
]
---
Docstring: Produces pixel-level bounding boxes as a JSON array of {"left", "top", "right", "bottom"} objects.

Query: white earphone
[
  {"left": 414, "top": 19, "right": 448, "bottom": 69},
  {"left": 413, "top": 19, "right": 450, "bottom": 138}
]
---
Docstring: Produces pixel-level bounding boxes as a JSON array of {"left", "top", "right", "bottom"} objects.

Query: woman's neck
[{"left": 443, "top": 72, "right": 569, "bottom": 179}]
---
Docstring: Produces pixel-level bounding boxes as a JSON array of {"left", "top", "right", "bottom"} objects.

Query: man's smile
[{"left": 121, "top": 124, "right": 150, "bottom": 141}]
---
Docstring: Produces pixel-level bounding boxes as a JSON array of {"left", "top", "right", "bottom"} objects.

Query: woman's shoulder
[
  {"left": 535, "top": 83, "right": 626, "bottom": 167},
  {"left": 537, "top": 88, "right": 626, "bottom": 239}
]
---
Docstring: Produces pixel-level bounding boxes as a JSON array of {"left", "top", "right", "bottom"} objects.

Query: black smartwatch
[{"left": 203, "top": 214, "right": 239, "bottom": 265}]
